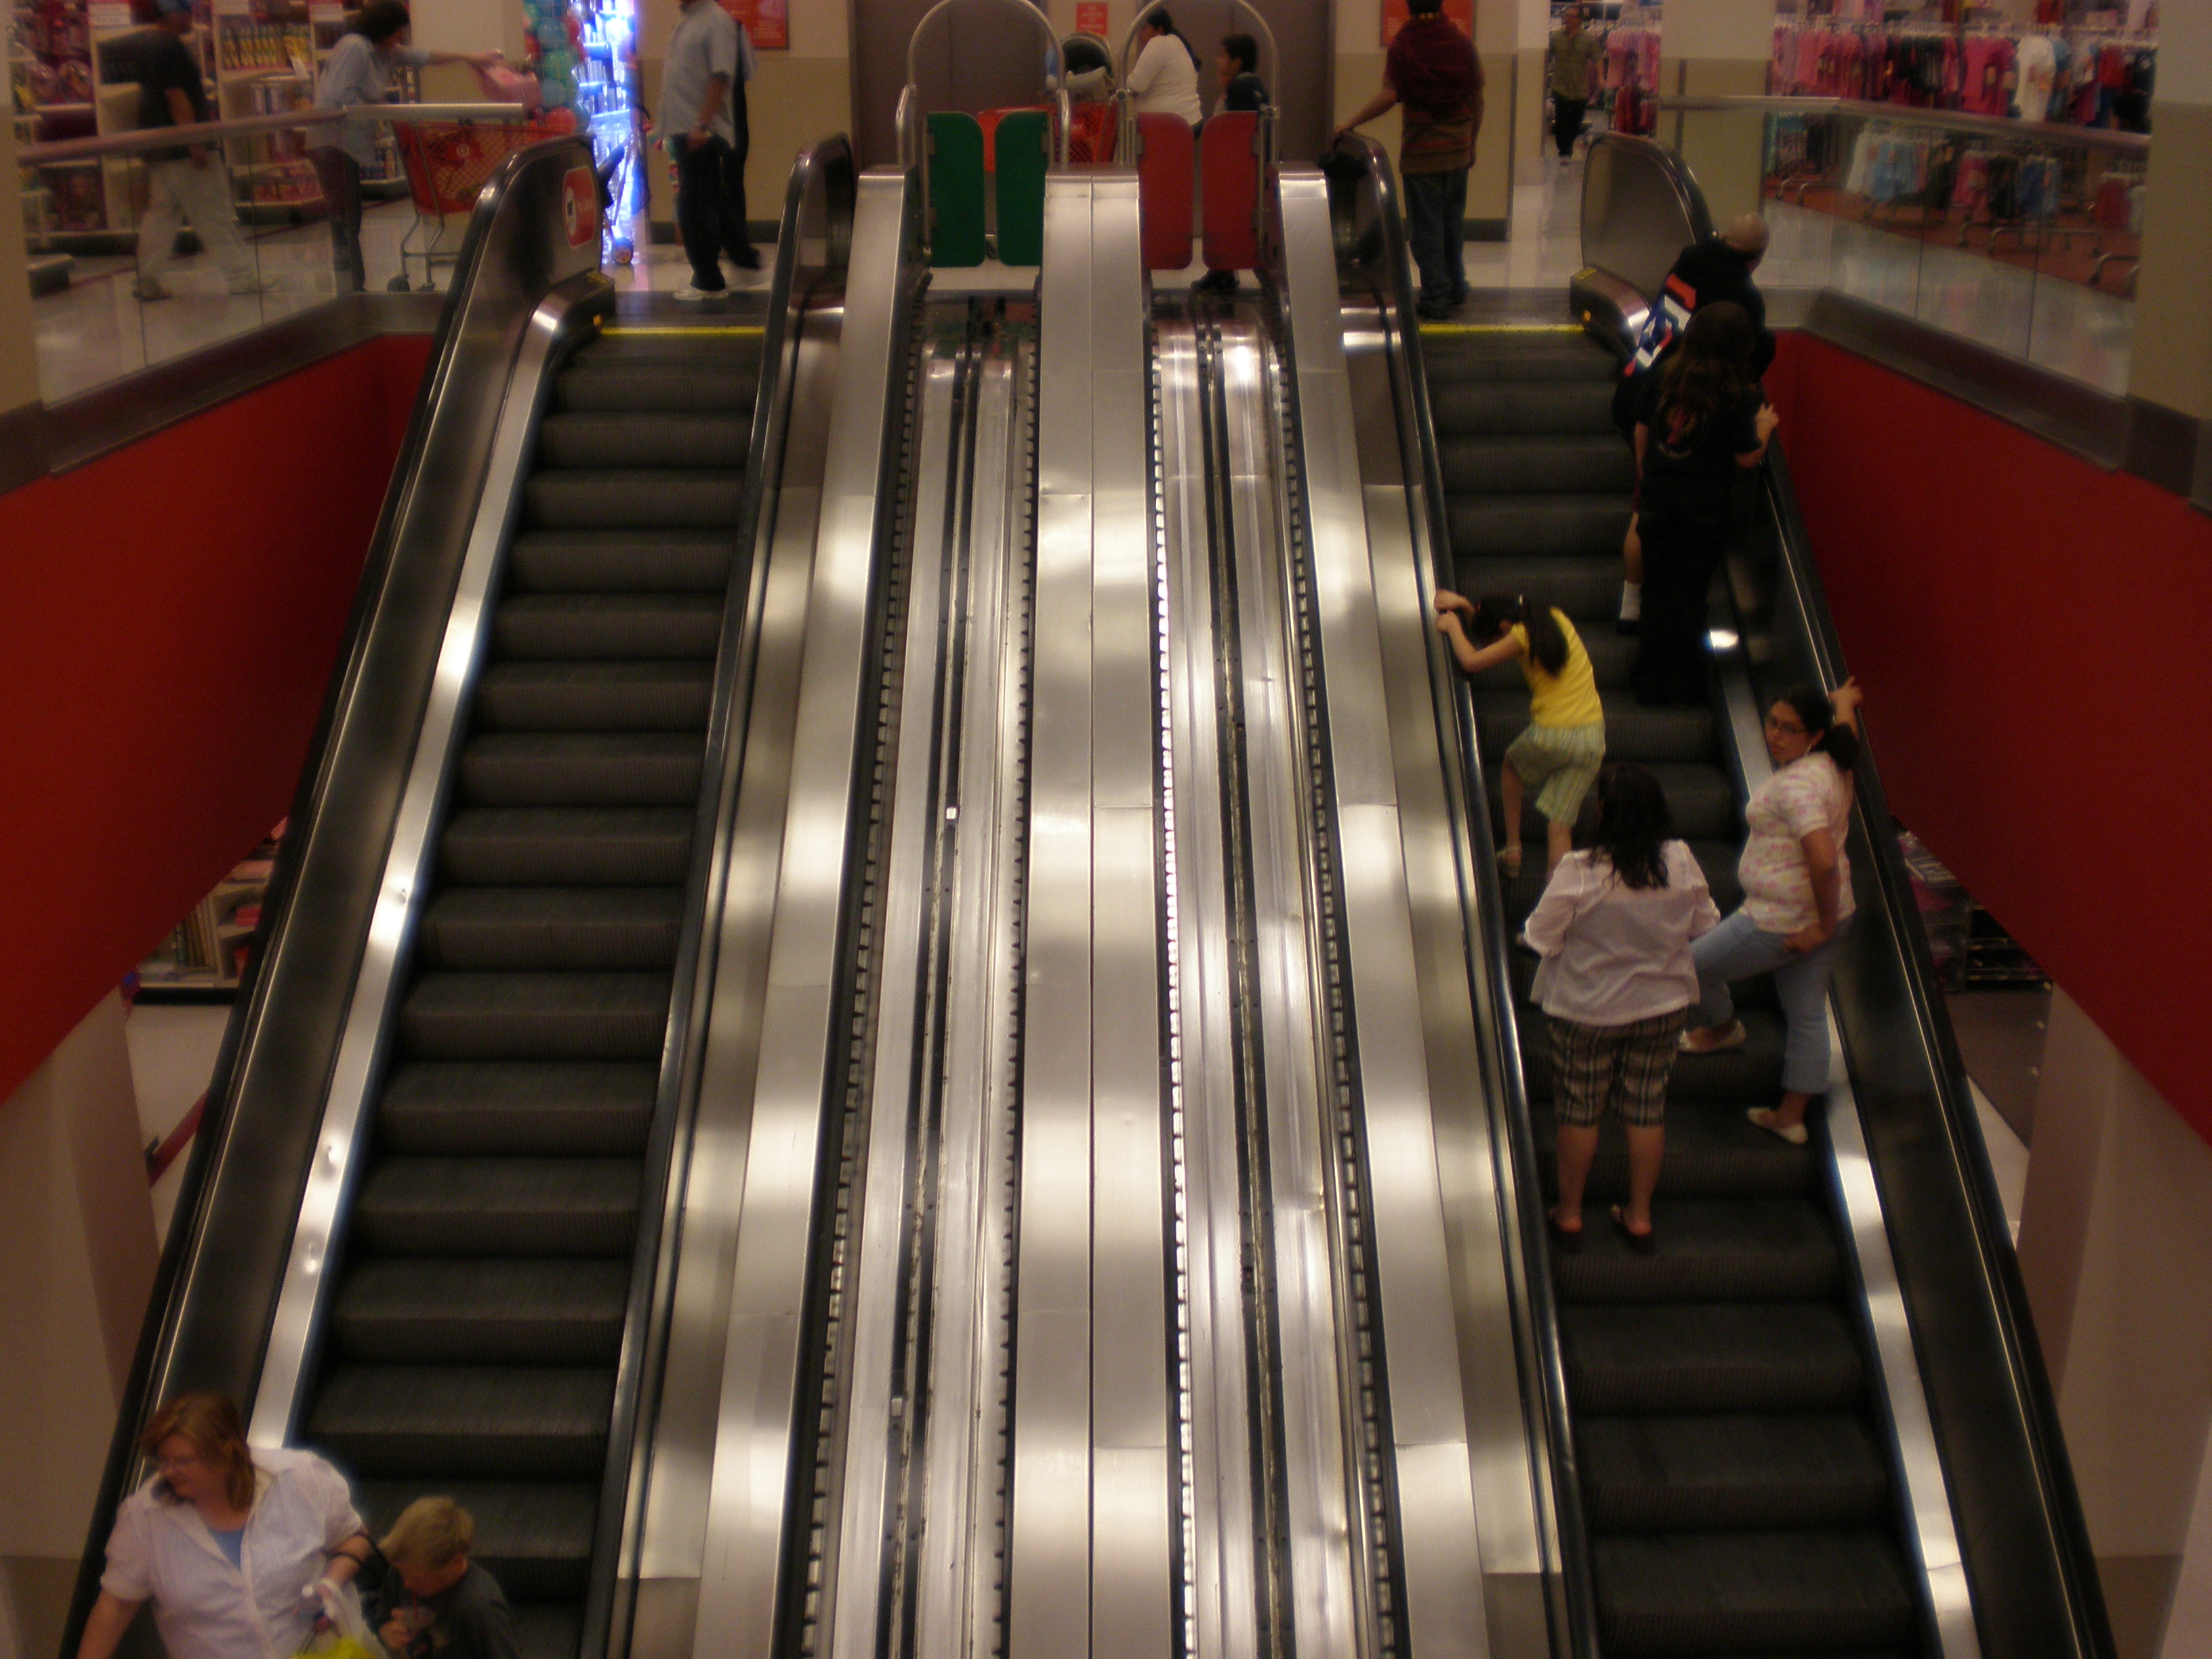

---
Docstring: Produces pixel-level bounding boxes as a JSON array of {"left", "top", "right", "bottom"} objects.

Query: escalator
[
  {"left": 68, "top": 136, "right": 856, "bottom": 1659},
  {"left": 1330, "top": 131, "right": 2114, "bottom": 1659}
]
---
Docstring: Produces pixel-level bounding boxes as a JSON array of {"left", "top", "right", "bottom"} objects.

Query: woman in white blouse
[
  {"left": 79, "top": 1393, "right": 371, "bottom": 1659},
  {"left": 1524, "top": 763, "right": 1719, "bottom": 1249},
  {"left": 1126, "top": 10, "right": 1204, "bottom": 127}
]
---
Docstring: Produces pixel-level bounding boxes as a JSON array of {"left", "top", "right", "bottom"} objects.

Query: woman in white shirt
[
  {"left": 1679, "top": 679, "right": 1863, "bottom": 1147},
  {"left": 1525, "top": 763, "right": 1719, "bottom": 1250},
  {"left": 79, "top": 1393, "right": 371, "bottom": 1659},
  {"left": 1126, "top": 10, "right": 1204, "bottom": 127}
]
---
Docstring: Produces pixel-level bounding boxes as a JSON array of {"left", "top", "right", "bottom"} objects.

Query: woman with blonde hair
[{"left": 79, "top": 1393, "right": 371, "bottom": 1659}]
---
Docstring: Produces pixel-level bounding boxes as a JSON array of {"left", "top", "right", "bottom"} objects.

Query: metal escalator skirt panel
[
  {"left": 249, "top": 289, "right": 591, "bottom": 1452},
  {"left": 1714, "top": 661, "right": 1980, "bottom": 1659},
  {"left": 687, "top": 167, "right": 921, "bottom": 1659},
  {"left": 1274, "top": 166, "right": 1492, "bottom": 1656}
]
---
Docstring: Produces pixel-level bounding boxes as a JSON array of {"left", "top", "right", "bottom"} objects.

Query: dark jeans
[
  {"left": 670, "top": 131, "right": 754, "bottom": 289},
  {"left": 1553, "top": 95, "right": 1587, "bottom": 157},
  {"left": 1631, "top": 509, "right": 1727, "bottom": 705},
  {"left": 1402, "top": 166, "right": 1468, "bottom": 313},
  {"left": 310, "top": 146, "right": 364, "bottom": 293}
]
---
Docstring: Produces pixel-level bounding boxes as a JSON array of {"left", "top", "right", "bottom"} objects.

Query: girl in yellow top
[{"left": 1437, "top": 591, "right": 1606, "bottom": 877}]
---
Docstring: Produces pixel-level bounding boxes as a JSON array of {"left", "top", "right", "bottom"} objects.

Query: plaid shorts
[
  {"left": 1549, "top": 1007, "right": 1687, "bottom": 1128},
  {"left": 1505, "top": 720, "right": 1606, "bottom": 825}
]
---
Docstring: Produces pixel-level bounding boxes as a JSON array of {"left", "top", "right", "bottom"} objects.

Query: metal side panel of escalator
[
  {"left": 1324, "top": 131, "right": 2114, "bottom": 1659},
  {"left": 66, "top": 135, "right": 860, "bottom": 1659}
]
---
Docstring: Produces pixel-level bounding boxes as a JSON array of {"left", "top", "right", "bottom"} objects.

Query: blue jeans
[
  {"left": 1691, "top": 909, "right": 1844, "bottom": 1097},
  {"left": 1402, "top": 166, "right": 1467, "bottom": 312}
]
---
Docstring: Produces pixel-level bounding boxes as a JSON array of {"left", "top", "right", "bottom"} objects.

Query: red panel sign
[
  {"left": 1380, "top": 0, "right": 1473, "bottom": 44},
  {"left": 718, "top": 0, "right": 786, "bottom": 49},
  {"left": 1076, "top": 1, "right": 1109, "bottom": 37},
  {"left": 562, "top": 165, "right": 600, "bottom": 248}
]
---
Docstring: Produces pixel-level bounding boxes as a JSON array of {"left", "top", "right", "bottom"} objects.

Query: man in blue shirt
[{"left": 656, "top": 0, "right": 758, "bottom": 299}]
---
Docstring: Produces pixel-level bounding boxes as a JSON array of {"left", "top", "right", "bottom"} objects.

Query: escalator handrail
[
  {"left": 1324, "top": 131, "right": 1599, "bottom": 1659},
  {"left": 1578, "top": 130, "right": 1714, "bottom": 289},
  {"left": 588, "top": 131, "right": 857, "bottom": 1659},
  {"left": 1757, "top": 451, "right": 2116, "bottom": 1659},
  {"left": 63, "top": 134, "right": 600, "bottom": 1659}
]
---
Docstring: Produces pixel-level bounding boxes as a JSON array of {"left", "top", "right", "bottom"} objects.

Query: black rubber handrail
[
  {"left": 1324, "top": 131, "right": 1599, "bottom": 1659},
  {"left": 588, "top": 131, "right": 857, "bottom": 1659},
  {"left": 62, "top": 135, "right": 596, "bottom": 1659}
]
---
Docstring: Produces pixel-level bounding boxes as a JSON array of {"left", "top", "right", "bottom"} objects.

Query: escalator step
[
  {"left": 516, "top": 1605, "right": 587, "bottom": 1659},
  {"left": 332, "top": 1258, "right": 629, "bottom": 1364},
  {"left": 1489, "top": 760, "right": 1738, "bottom": 849},
  {"left": 353, "top": 1157, "right": 642, "bottom": 1255},
  {"left": 441, "top": 808, "right": 695, "bottom": 887},
  {"left": 354, "top": 1481, "right": 596, "bottom": 1602},
  {"left": 554, "top": 365, "right": 757, "bottom": 413},
  {"left": 475, "top": 661, "right": 714, "bottom": 733},
  {"left": 1452, "top": 493, "right": 1631, "bottom": 562},
  {"left": 1562, "top": 1302, "right": 1864, "bottom": 1414},
  {"left": 1472, "top": 696, "right": 1715, "bottom": 765},
  {"left": 1579, "top": 1413, "right": 1892, "bottom": 1532},
  {"left": 1449, "top": 553, "right": 1621, "bottom": 619},
  {"left": 524, "top": 469, "right": 745, "bottom": 532},
  {"left": 378, "top": 1061, "right": 658, "bottom": 1156},
  {"left": 494, "top": 594, "right": 724, "bottom": 661},
  {"left": 1469, "top": 628, "right": 1637, "bottom": 693},
  {"left": 420, "top": 888, "right": 687, "bottom": 972},
  {"left": 1527, "top": 1099, "right": 1814, "bottom": 1202},
  {"left": 1592, "top": 1529, "right": 1917, "bottom": 1656},
  {"left": 1428, "top": 378, "right": 1616, "bottom": 438},
  {"left": 1439, "top": 432, "right": 1634, "bottom": 495},
  {"left": 1497, "top": 838, "right": 1744, "bottom": 930},
  {"left": 1547, "top": 1199, "right": 1841, "bottom": 1303},
  {"left": 535, "top": 412, "right": 751, "bottom": 470},
  {"left": 1422, "top": 335, "right": 1618, "bottom": 384},
  {"left": 400, "top": 971, "right": 672, "bottom": 1060},
  {"left": 459, "top": 733, "right": 704, "bottom": 808},
  {"left": 506, "top": 531, "right": 735, "bottom": 595},
  {"left": 308, "top": 1365, "right": 613, "bottom": 1478}
]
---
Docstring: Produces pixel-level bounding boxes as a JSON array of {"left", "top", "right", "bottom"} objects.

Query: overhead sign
[{"left": 1076, "top": 1, "right": 1109, "bottom": 37}]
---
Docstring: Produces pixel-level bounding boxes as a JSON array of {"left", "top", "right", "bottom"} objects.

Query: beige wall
[
  {"left": 1659, "top": 0, "right": 1767, "bottom": 225},
  {"left": 2131, "top": 105, "right": 2212, "bottom": 421},
  {"left": 0, "top": 995, "right": 159, "bottom": 1659},
  {"left": 2017, "top": 989, "right": 2212, "bottom": 1659},
  {"left": 637, "top": 0, "right": 851, "bottom": 232},
  {"left": 1, "top": 96, "right": 42, "bottom": 416}
]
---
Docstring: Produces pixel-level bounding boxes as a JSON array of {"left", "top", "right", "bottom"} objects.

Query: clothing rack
[{"left": 1770, "top": 16, "right": 2152, "bottom": 129}]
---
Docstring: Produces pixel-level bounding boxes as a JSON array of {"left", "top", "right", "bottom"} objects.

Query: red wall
[
  {"left": 0, "top": 334, "right": 434, "bottom": 1107},
  {"left": 1768, "top": 333, "right": 2212, "bottom": 1142}
]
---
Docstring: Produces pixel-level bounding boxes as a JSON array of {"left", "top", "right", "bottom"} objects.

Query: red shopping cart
[{"left": 388, "top": 114, "right": 573, "bottom": 291}]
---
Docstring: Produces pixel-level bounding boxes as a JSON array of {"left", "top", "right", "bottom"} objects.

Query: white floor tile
[{"left": 124, "top": 1000, "right": 229, "bottom": 1244}]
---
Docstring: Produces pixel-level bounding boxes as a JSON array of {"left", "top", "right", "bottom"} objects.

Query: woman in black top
[{"left": 1629, "top": 302, "right": 1778, "bottom": 706}]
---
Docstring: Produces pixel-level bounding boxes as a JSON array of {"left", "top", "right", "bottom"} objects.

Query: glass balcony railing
[{"left": 1663, "top": 96, "right": 2145, "bottom": 396}]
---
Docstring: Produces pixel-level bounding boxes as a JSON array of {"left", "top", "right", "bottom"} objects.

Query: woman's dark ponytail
[
  {"left": 1780, "top": 683, "right": 1858, "bottom": 773},
  {"left": 1470, "top": 594, "right": 1569, "bottom": 678}
]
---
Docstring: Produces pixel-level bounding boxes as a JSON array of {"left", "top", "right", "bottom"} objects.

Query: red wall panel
[
  {"left": 0, "top": 335, "right": 430, "bottom": 1106},
  {"left": 1771, "top": 333, "right": 2212, "bottom": 1141}
]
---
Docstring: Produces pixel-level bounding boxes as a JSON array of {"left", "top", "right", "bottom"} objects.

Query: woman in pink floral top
[{"left": 1679, "top": 679, "right": 1863, "bottom": 1144}]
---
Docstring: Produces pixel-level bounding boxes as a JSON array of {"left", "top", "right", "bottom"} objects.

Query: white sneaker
[
  {"left": 670, "top": 285, "right": 726, "bottom": 302},
  {"left": 228, "top": 277, "right": 274, "bottom": 295},
  {"left": 134, "top": 277, "right": 172, "bottom": 301}
]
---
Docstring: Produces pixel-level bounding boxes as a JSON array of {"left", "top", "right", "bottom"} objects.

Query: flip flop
[
  {"left": 1610, "top": 1205, "right": 1657, "bottom": 1254},
  {"left": 1497, "top": 845, "right": 1524, "bottom": 879},
  {"left": 1747, "top": 1107, "right": 1810, "bottom": 1147},
  {"left": 1679, "top": 1020, "right": 1747, "bottom": 1054},
  {"left": 1547, "top": 1208, "right": 1584, "bottom": 1253}
]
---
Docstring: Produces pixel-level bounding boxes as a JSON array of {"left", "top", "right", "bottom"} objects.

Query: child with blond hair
[{"left": 376, "top": 1499, "right": 520, "bottom": 1659}]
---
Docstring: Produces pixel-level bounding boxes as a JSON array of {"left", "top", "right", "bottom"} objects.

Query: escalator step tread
[
  {"left": 1592, "top": 1529, "right": 1917, "bottom": 1655},
  {"left": 1422, "top": 335, "right": 1618, "bottom": 383},
  {"left": 507, "top": 531, "right": 735, "bottom": 595},
  {"left": 1469, "top": 628, "right": 1638, "bottom": 692},
  {"left": 378, "top": 1061, "right": 658, "bottom": 1156},
  {"left": 353, "top": 1157, "right": 642, "bottom": 1255},
  {"left": 1439, "top": 431, "right": 1635, "bottom": 495},
  {"left": 1473, "top": 697, "right": 1715, "bottom": 764},
  {"left": 308, "top": 1365, "right": 613, "bottom": 1477},
  {"left": 1450, "top": 553, "right": 1622, "bottom": 618},
  {"left": 1487, "top": 760, "right": 1738, "bottom": 848},
  {"left": 420, "top": 887, "right": 687, "bottom": 972},
  {"left": 1527, "top": 1097, "right": 1812, "bottom": 1201},
  {"left": 401, "top": 970, "right": 672, "bottom": 1060},
  {"left": 1452, "top": 492, "right": 1633, "bottom": 561},
  {"left": 494, "top": 593, "right": 724, "bottom": 661},
  {"left": 1562, "top": 1301, "right": 1864, "bottom": 1414},
  {"left": 1578, "top": 1413, "right": 1892, "bottom": 1532},
  {"left": 1547, "top": 1198, "right": 1841, "bottom": 1303},
  {"left": 524, "top": 469, "right": 745, "bottom": 532},
  {"left": 535, "top": 411, "right": 751, "bottom": 470},
  {"left": 581, "top": 326, "right": 765, "bottom": 361},
  {"left": 553, "top": 365, "right": 758, "bottom": 413},
  {"left": 440, "top": 808, "right": 695, "bottom": 887},
  {"left": 458, "top": 733, "right": 704, "bottom": 809},
  {"left": 332, "top": 1258, "right": 629, "bottom": 1364},
  {"left": 475, "top": 661, "right": 714, "bottom": 733},
  {"left": 1427, "top": 377, "right": 1617, "bottom": 438},
  {"left": 514, "top": 1605, "right": 586, "bottom": 1659}
]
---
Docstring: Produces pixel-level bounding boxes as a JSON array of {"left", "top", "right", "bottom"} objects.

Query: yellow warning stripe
[
  {"left": 599, "top": 324, "right": 766, "bottom": 337},
  {"left": 1416, "top": 321, "right": 1584, "bottom": 335}
]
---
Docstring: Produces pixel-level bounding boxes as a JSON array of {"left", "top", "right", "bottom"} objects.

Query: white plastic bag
[{"left": 291, "top": 1580, "right": 388, "bottom": 1659}]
